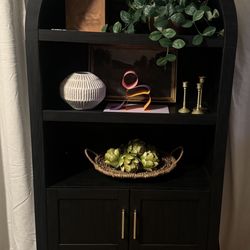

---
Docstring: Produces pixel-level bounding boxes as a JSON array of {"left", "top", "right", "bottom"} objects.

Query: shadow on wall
[{"left": 0, "top": 146, "right": 10, "bottom": 250}]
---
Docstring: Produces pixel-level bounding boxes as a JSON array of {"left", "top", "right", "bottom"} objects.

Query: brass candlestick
[
  {"left": 178, "top": 81, "right": 190, "bottom": 113},
  {"left": 192, "top": 82, "right": 204, "bottom": 115},
  {"left": 198, "top": 76, "right": 206, "bottom": 110}
]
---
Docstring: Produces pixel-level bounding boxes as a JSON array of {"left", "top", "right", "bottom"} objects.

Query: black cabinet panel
[
  {"left": 140, "top": 200, "right": 198, "bottom": 244},
  {"left": 47, "top": 188, "right": 129, "bottom": 250},
  {"left": 60, "top": 246, "right": 118, "bottom": 250},
  {"left": 59, "top": 199, "right": 118, "bottom": 243},
  {"left": 130, "top": 190, "right": 209, "bottom": 250}
]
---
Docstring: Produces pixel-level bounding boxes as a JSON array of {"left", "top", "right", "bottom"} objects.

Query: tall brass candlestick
[
  {"left": 178, "top": 81, "right": 190, "bottom": 113},
  {"left": 198, "top": 76, "right": 206, "bottom": 109},
  {"left": 192, "top": 82, "right": 204, "bottom": 115}
]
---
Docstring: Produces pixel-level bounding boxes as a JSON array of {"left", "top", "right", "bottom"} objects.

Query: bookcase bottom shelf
[{"left": 48, "top": 165, "right": 210, "bottom": 190}]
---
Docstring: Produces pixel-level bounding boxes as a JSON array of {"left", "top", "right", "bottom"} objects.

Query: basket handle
[
  {"left": 84, "top": 148, "right": 98, "bottom": 166},
  {"left": 170, "top": 146, "right": 184, "bottom": 164}
]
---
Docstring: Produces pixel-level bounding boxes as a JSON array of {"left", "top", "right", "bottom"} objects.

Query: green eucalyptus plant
[{"left": 103, "top": 0, "right": 223, "bottom": 67}]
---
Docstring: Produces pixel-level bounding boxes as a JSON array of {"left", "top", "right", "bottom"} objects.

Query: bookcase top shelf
[{"left": 39, "top": 29, "right": 225, "bottom": 48}]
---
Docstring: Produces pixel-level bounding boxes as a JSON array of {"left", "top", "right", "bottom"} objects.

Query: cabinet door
[
  {"left": 47, "top": 188, "right": 129, "bottom": 250},
  {"left": 129, "top": 190, "right": 209, "bottom": 250}
]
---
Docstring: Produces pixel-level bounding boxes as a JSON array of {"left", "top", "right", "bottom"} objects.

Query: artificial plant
[{"left": 103, "top": 0, "right": 223, "bottom": 67}]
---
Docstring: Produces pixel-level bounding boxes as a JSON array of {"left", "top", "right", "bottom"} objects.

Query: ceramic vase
[{"left": 60, "top": 72, "right": 106, "bottom": 110}]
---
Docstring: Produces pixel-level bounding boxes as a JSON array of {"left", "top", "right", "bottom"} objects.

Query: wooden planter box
[{"left": 65, "top": 0, "right": 105, "bottom": 32}]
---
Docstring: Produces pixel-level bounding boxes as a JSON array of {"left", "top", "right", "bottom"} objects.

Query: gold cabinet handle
[
  {"left": 121, "top": 209, "right": 125, "bottom": 240},
  {"left": 133, "top": 209, "right": 137, "bottom": 240}
]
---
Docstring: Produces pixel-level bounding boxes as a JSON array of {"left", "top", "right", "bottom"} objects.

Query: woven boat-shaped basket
[{"left": 84, "top": 146, "right": 184, "bottom": 179}]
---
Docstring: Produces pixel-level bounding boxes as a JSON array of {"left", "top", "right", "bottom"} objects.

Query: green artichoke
[
  {"left": 104, "top": 148, "right": 121, "bottom": 168},
  {"left": 120, "top": 153, "right": 140, "bottom": 173},
  {"left": 127, "top": 139, "right": 146, "bottom": 156},
  {"left": 141, "top": 150, "right": 159, "bottom": 171}
]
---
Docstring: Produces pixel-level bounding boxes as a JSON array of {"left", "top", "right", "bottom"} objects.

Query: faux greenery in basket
[
  {"left": 104, "top": 139, "right": 159, "bottom": 173},
  {"left": 103, "top": 0, "right": 223, "bottom": 67}
]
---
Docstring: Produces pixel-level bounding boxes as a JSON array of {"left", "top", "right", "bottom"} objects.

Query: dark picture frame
[{"left": 89, "top": 44, "right": 177, "bottom": 103}]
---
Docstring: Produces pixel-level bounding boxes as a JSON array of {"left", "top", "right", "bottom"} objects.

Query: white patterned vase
[{"left": 60, "top": 72, "right": 106, "bottom": 110}]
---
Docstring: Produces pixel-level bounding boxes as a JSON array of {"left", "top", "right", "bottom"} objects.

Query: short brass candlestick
[
  {"left": 192, "top": 82, "right": 204, "bottom": 115},
  {"left": 178, "top": 81, "right": 190, "bottom": 113}
]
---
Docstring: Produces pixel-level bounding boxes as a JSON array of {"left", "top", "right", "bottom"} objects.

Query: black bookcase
[{"left": 26, "top": 1, "right": 237, "bottom": 250}]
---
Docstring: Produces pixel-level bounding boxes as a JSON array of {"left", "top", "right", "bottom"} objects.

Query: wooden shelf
[
  {"left": 48, "top": 165, "right": 210, "bottom": 190},
  {"left": 43, "top": 109, "right": 217, "bottom": 125},
  {"left": 39, "top": 29, "right": 224, "bottom": 48}
]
